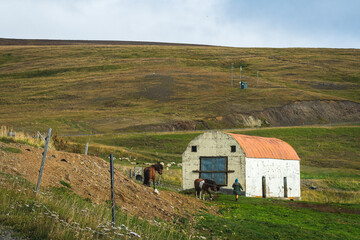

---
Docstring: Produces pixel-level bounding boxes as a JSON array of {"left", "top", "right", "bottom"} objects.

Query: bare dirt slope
[{"left": 0, "top": 141, "right": 216, "bottom": 221}]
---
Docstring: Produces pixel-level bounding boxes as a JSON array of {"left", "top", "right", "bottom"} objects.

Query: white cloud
[{"left": 0, "top": 0, "right": 359, "bottom": 48}]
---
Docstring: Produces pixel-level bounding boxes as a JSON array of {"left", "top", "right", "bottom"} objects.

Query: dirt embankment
[
  {"left": 256, "top": 100, "right": 360, "bottom": 126},
  {"left": 0, "top": 142, "right": 216, "bottom": 222},
  {"left": 223, "top": 100, "right": 360, "bottom": 127},
  {"left": 123, "top": 100, "right": 360, "bottom": 131}
]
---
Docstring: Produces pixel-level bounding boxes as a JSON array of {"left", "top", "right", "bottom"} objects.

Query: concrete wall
[
  {"left": 182, "top": 131, "right": 246, "bottom": 190},
  {"left": 245, "top": 158, "right": 301, "bottom": 198}
]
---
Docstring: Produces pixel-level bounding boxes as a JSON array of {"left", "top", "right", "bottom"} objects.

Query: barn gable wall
[
  {"left": 182, "top": 131, "right": 301, "bottom": 199},
  {"left": 182, "top": 131, "right": 246, "bottom": 190},
  {"left": 245, "top": 158, "right": 301, "bottom": 198}
]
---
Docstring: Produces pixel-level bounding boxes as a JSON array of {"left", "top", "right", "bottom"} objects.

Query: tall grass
[
  {"left": 0, "top": 126, "right": 45, "bottom": 148},
  {"left": 302, "top": 187, "right": 360, "bottom": 204},
  {"left": 0, "top": 173, "right": 189, "bottom": 239}
]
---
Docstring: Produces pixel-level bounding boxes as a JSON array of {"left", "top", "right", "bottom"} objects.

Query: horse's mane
[
  {"left": 152, "top": 163, "right": 163, "bottom": 171},
  {"left": 204, "top": 179, "right": 217, "bottom": 188},
  {"left": 205, "top": 179, "right": 216, "bottom": 185}
]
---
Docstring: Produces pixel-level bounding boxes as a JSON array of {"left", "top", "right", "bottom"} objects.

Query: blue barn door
[{"left": 200, "top": 157, "right": 227, "bottom": 185}]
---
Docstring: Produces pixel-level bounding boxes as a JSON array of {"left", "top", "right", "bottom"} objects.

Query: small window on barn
[
  {"left": 231, "top": 145, "right": 236, "bottom": 152},
  {"left": 191, "top": 146, "right": 197, "bottom": 152}
]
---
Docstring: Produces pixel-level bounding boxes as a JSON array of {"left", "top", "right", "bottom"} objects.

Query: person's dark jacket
[{"left": 232, "top": 182, "right": 243, "bottom": 195}]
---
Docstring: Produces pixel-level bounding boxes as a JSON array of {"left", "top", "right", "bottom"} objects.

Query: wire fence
[
  {"left": 0, "top": 175, "right": 141, "bottom": 239},
  {"left": 39, "top": 202, "right": 140, "bottom": 238}
]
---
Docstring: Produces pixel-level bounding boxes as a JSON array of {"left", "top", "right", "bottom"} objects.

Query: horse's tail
[{"left": 143, "top": 168, "right": 150, "bottom": 186}]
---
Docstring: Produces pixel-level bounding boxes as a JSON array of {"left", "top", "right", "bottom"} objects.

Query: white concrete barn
[{"left": 182, "top": 131, "right": 301, "bottom": 199}]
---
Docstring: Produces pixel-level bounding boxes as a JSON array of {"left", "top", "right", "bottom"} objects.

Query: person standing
[{"left": 232, "top": 179, "right": 243, "bottom": 201}]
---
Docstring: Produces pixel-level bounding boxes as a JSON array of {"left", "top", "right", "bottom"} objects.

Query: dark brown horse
[
  {"left": 194, "top": 178, "right": 219, "bottom": 200},
  {"left": 143, "top": 162, "right": 164, "bottom": 189}
]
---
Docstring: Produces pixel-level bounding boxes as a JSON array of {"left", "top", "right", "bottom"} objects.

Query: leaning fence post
[
  {"left": 110, "top": 154, "right": 116, "bottom": 226},
  {"left": 84, "top": 142, "right": 89, "bottom": 155},
  {"left": 36, "top": 128, "right": 52, "bottom": 194},
  {"left": 37, "top": 131, "right": 52, "bottom": 150}
]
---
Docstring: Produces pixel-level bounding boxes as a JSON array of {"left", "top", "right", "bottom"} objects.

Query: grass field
[
  {"left": 0, "top": 44, "right": 359, "bottom": 134},
  {"left": 64, "top": 125, "right": 360, "bottom": 204},
  {"left": 195, "top": 194, "right": 360, "bottom": 240},
  {"left": 1, "top": 125, "right": 359, "bottom": 238},
  {"left": 1, "top": 172, "right": 359, "bottom": 239},
  {"left": 66, "top": 125, "right": 360, "bottom": 167}
]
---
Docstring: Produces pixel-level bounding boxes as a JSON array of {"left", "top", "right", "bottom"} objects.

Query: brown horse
[
  {"left": 194, "top": 178, "right": 219, "bottom": 200},
  {"left": 143, "top": 162, "right": 164, "bottom": 189}
]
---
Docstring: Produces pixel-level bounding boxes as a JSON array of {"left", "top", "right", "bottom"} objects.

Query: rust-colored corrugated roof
[{"left": 226, "top": 133, "right": 300, "bottom": 160}]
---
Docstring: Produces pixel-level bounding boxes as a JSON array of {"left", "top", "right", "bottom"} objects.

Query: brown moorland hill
[{"left": 0, "top": 38, "right": 359, "bottom": 134}]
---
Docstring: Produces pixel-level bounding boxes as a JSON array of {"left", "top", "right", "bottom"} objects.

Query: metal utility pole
[
  {"left": 110, "top": 154, "right": 116, "bottom": 227},
  {"left": 36, "top": 128, "right": 52, "bottom": 194},
  {"left": 231, "top": 63, "right": 234, "bottom": 87},
  {"left": 239, "top": 66, "right": 242, "bottom": 88}
]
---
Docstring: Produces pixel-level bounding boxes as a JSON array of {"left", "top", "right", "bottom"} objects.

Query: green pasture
[
  {"left": 67, "top": 125, "right": 360, "bottom": 168},
  {"left": 1, "top": 172, "right": 359, "bottom": 240},
  {"left": 65, "top": 125, "right": 360, "bottom": 204},
  {"left": 1, "top": 124, "right": 360, "bottom": 239},
  {"left": 196, "top": 194, "right": 360, "bottom": 240}
]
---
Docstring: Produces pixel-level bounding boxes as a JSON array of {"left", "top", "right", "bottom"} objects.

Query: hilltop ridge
[{"left": 0, "top": 38, "right": 213, "bottom": 47}]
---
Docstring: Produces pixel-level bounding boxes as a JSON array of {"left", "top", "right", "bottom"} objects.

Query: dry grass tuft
[{"left": 0, "top": 126, "right": 51, "bottom": 148}]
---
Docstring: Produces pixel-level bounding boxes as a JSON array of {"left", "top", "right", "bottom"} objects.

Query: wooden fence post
[
  {"left": 36, "top": 128, "right": 52, "bottom": 194},
  {"left": 110, "top": 154, "right": 116, "bottom": 226},
  {"left": 84, "top": 142, "right": 89, "bottom": 155},
  {"left": 37, "top": 131, "right": 52, "bottom": 150},
  {"left": 262, "top": 176, "right": 266, "bottom": 198},
  {"left": 284, "top": 177, "right": 288, "bottom": 198}
]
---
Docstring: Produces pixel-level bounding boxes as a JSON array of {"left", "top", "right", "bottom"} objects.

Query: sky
[{"left": 0, "top": 0, "right": 359, "bottom": 48}]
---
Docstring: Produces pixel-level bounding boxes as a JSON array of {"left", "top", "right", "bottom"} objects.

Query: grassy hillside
[{"left": 0, "top": 42, "right": 359, "bottom": 134}]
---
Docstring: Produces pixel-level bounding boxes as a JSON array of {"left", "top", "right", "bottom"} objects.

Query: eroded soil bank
[
  {"left": 122, "top": 100, "right": 360, "bottom": 131},
  {"left": 0, "top": 142, "right": 216, "bottom": 222}
]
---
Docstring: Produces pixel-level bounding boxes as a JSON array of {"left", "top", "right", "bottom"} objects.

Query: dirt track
[{"left": 0, "top": 141, "right": 216, "bottom": 222}]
